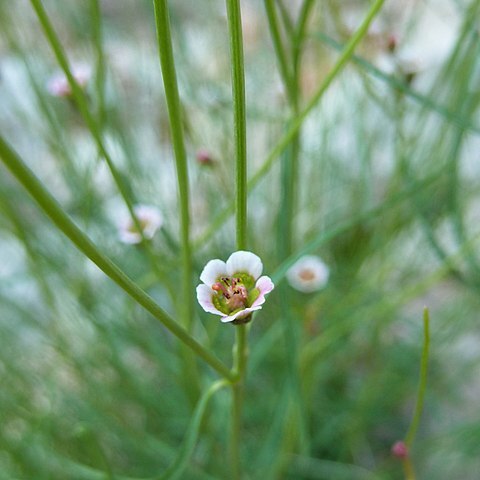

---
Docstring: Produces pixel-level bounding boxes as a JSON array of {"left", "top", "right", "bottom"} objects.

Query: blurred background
[{"left": 1, "top": 0, "right": 480, "bottom": 478}]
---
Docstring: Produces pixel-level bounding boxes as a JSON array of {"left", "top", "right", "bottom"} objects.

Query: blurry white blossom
[
  {"left": 118, "top": 205, "right": 163, "bottom": 244},
  {"left": 286, "top": 255, "right": 330, "bottom": 293},
  {"left": 47, "top": 64, "right": 92, "bottom": 98}
]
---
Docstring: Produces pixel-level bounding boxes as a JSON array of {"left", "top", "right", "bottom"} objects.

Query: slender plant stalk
[
  {"left": 0, "top": 136, "right": 235, "bottom": 382},
  {"left": 29, "top": 0, "right": 167, "bottom": 284},
  {"left": 405, "top": 307, "right": 430, "bottom": 446},
  {"left": 271, "top": 168, "right": 444, "bottom": 285},
  {"left": 90, "top": 0, "right": 107, "bottom": 129},
  {"left": 264, "top": 0, "right": 295, "bottom": 102},
  {"left": 194, "top": 0, "right": 386, "bottom": 249},
  {"left": 264, "top": 0, "right": 310, "bottom": 454},
  {"left": 402, "top": 458, "right": 416, "bottom": 480},
  {"left": 160, "top": 379, "right": 229, "bottom": 480},
  {"left": 397, "top": 307, "right": 430, "bottom": 480},
  {"left": 225, "top": 0, "right": 248, "bottom": 477},
  {"left": 153, "top": 0, "right": 193, "bottom": 332},
  {"left": 153, "top": 0, "right": 200, "bottom": 405},
  {"left": 314, "top": 32, "right": 480, "bottom": 136}
]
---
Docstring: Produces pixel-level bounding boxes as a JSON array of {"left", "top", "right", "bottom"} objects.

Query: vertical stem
[
  {"left": 402, "top": 457, "right": 416, "bottom": 480},
  {"left": 226, "top": 0, "right": 247, "bottom": 478},
  {"left": 264, "top": 0, "right": 311, "bottom": 454},
  {"left": 153, "top": 0, "right": 193, "bottom": 332},
  {"left": 153, "top": 0, "right": 200, "bottom": 405},
  {"left": 405, "top": 307, "right": 430, "bottom": 447},
  {"left": 90, "top": 0, "right": 107, "bottom": 129},
  {"left": 226, "top": 0, "right": 247, "bottom": 250},
  {"left": 29, "top": 0, "right": 165, "bottom": 284}
]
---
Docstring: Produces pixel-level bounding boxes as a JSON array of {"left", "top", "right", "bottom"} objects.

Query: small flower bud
[
  {"left": 196, "top": 148, "right": 215, "bottom": 166},
  {"left": 387, "top": 35, "right": 397, "bottom": 53},
  {"left": 391, "top": 441, "right": 409, "bottom": 459}
]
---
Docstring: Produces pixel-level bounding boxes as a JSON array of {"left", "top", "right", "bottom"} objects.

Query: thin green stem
[
  {"left": 293, "top": 0, "right": 314, "bottom": 74},
  {"left": 225, "top": 0, "right": 248, "bottom": 477},
  {"left": 402, "top": 457, "right": 416, "bottom": 480},
  {"left": 230, "top": 325, "right": 247, "bottom": 480},
  {"left": 90, "top": 0, "right": 107, "bottom": 129},
  {"left": 264, "top": 0, "right": 311, "bottom": 454},
  {"left": 153, "top": 0, "right": 200, "bottom": 405},
  {"left": 153, "top": 0, "right": 193, "bottom": 332},
  {"left": 226, "top": 0, "right": 247, "bottom": 250},
  {"left": 0, "top": 136, "right": 235, "bottom": 382},
  {"left": 159, "top": 380, "right": 229, "bottom": 480},
  {"left": 264, "top": 0, "right": 296, "bottom": 104},
  {"left": 314, "top": 32, "right": 480, "bottom": 136},
  {"left": 405, "top": 307, "right": 430, "bottom": 446},
  {"left": 193, "top": 0, "right": 386, "bottom": 249},
  {"left": 29, "top": 0, "right": 166, "bottom": 284}
]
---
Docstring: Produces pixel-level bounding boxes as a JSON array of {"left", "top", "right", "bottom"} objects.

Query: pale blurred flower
[
  {"left": 196, "top": 251, "right": 274, "bottom": 324},
  {"left": 47, "top": 64, "right": 92, "bottom": 98},
  {"left": 118, "top": 205, "right": 163, "bottom": 244},
  {"left": 286, "top": 255, "right": 330, "bottom": 293}
]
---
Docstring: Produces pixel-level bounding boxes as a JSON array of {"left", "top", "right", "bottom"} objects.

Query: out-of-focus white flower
[
  {"left": 286, "top": 255, "right": 330, "bottom": 293},
  {"left": 196, "top": 251, "right": 274, "bottom": 324},
  {"left": 118, "top": 205, "right": 163, "bottom": 244},
  {"left": 47, "top": 64, "right": 92, "bottom": 98}
]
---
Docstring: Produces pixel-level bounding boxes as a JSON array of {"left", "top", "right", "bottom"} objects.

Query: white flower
[
  {"left": 196, "top": 251, "right": 274, "bottom": 324},
  {"left": 47, "top": 64, "right": 92, "bottom": 98},
  {"left": 286, "top": 255, "right": 329, "bottom": 293},
  {"left": 118, "top": 204, "right": 163, "bottom": 244}
]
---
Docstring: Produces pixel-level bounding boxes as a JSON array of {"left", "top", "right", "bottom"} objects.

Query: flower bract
[{"left": 196, "top": 251, "right": 274, "bottom": 324}]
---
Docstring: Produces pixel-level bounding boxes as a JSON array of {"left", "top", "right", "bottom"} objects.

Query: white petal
[
  {"left": 251, "top": 275, "right": 275, "bottom": 308},
  {"left": 226, "top": 251, "right": 263, "bottom": 280},
  {"left": 196, "top": 284, "right": 224, "bottom": 316},
  {"left": 134, "top": 204, "right": 163, "bottom": 239},
  {"left": 199, "top": 259, "right": 228, "bottom": 286},
  {"left": 221, "top": 306, "right": 263, "bottom": 323},
  {"left": 118, "top": 225, "right": 142, "bottom": 244}
]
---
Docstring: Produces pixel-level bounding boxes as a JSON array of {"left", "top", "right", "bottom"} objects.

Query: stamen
[{"left": 212, "top": 282, "right": 230, "bottom": 298}]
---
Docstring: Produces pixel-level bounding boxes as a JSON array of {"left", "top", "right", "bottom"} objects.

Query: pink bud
[
  {"left": 391, "top": 441, "right": 409, "bottom": 459},
  {"left": 196, "top": 148, "right": 215, "bottom": 166},
  {"left": 387, "top": 35, "right": 397, "bottom": 53}
]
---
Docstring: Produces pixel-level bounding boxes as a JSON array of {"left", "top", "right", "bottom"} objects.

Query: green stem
[
  {"left": 265, "top": 0, "right": 311, "bottom": 454},
  {"left": 405, "top": 307, "right": 430, "bottom": 446},
  {"left": 0, "top": 136, "right": 235, "bottom": 382},
  {"left": 314, "top": 32, "right": 480, "bottom": 136},
  {"left": 402, "top": 457, "right": 416, "bottom": 480},
  {"left": 153, "top": 0, "right": 200, "bottom": 405},
  {"left": 193, "top": 0, "right": 386, "bottom": 249},
  {"left": 29, "top": 0, "right": 165, "bottom": 283},
  {"left": 90, "top": 0, "right": 107, "bottom": 129},
  {"left": 226, "top": 0, "right": 247, "bottom": 250},
  {"left": 153, "top": 0, "right": 193, "bottom": 331},
  {"left": 160, "top": 379, "right": 229, "bottom": 480},
  {"left": 230, "top": 324, "right": 247, "bottom": 480},
  {"left": 264, "top": 0, "right": 296, "bottom": 104},
  {"left": 226, "top": 0, "right": 248, "bottom": 477}
]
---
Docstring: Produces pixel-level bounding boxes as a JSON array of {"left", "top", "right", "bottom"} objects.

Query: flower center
[
  {"left": 127, "top": 218, "right": 149, "bottom": 234},
  {"left": 298, "top": 268, "right": 316, "bottom": 281},
  {"left": 212, "top": 277, "right": 248, "bottom": 311}
]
